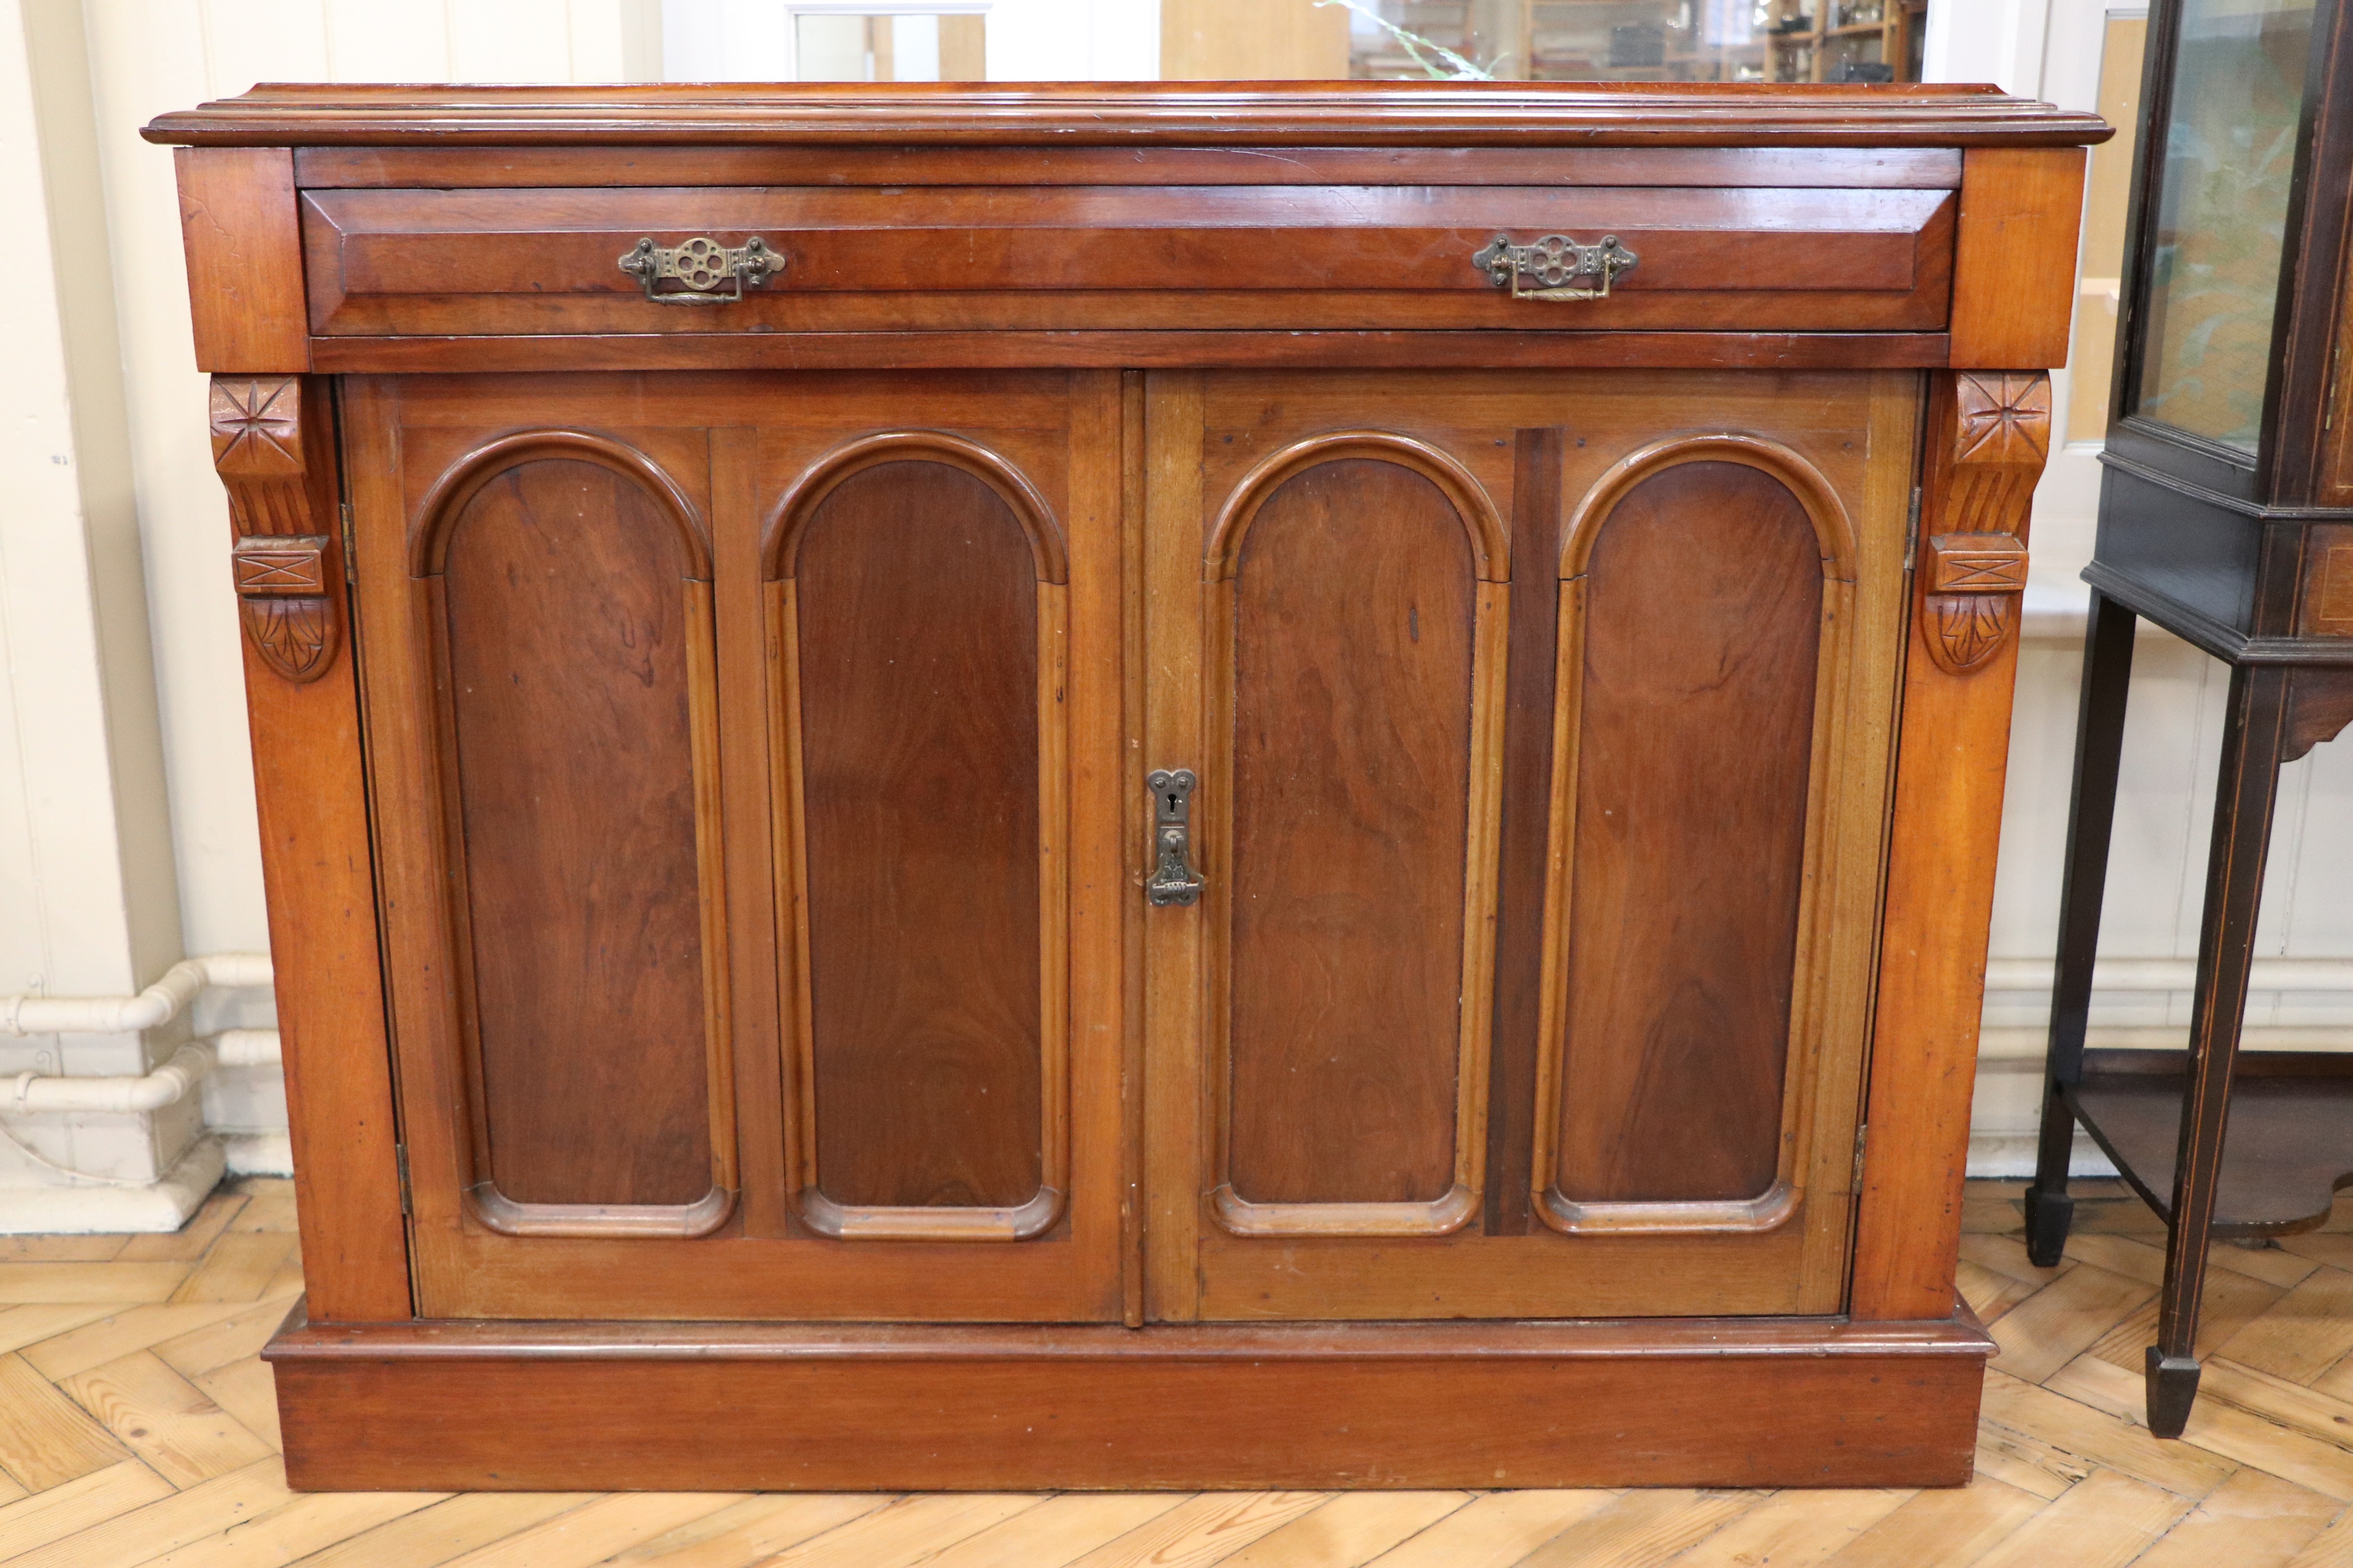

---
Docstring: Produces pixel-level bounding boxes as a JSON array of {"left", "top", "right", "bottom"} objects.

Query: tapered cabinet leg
[
  {"left": 2146, "top": 1349, "right": 2202, "bottom": 1437},
  {"left": 2151, "top": 663, "right": 2292, "bottom": 1438},
  {"left": 2025, "top": 590, "right": 2137, "bottom": 1267}
]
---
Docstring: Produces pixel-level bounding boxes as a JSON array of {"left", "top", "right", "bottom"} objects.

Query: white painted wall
[{"left": 0, "top": 0, "right": 196, "bottom": 1192}]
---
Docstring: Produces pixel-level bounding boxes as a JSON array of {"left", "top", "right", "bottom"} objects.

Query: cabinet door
[
  {"left": 1142, "top": 370, "right": 1917, "bottom": 1320},
  {"left": 349, "top": 371, "right": 1126, "bottom": 1320}
]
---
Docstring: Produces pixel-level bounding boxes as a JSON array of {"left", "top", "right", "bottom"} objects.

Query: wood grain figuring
[
  {"left": 1222, "top": 459, "right": 1477, "bottom": 1210},
  {"left": 209, "top": 377, "right": 410, "bottom": 1322},
  {"left": 435, "top": 458, "right": 716, "bottom": 1210},
  {"left": 296, "top": 184, "right": 1955, "bottom": 340},
  {"left": 1485, "top": 429, "right": 1567, "bottom": 1236},
  {"left": 1851, "top": 370, "right": 2050, "bottom": 1322},
  {"left": 1552, "top": 462, "right": 1822, "bottom": 1206},
  {"left": 263, "top": 1300, "right": 1993, "bottom": 1491},
  {"left": 354, "top": 375, "right": 1120, "bottom": 1323},
  {"left": 172, "top": 148, "right": 306, "bottom": 373},
  {"left": 709, "top": 425, "right": 791, "bottom": 1242},
  {"left": 141, "top": 80, "right": 2115, "bottom": 149},
  {"left": 1949, "top": 148, "right": 2089, "bottom": 370},
  {"left": 1168, "top": 371, "right": 1904, "bottom": 1319},
  {"left": 144, "top": 78, "right": 2108, "bottom": 1486},
  {"left": 788, "top": 461, "right": 1047, "bottom": 1215},
  {"left": 1141, "top": 372, "right": 1209, "bottom": 1323},
  {"left": 306, "top": 331, "right": 1959, "bottom": 377},
  {"left": 38, "top": 1177, "right": 2353, "bottom": 1549},
  {"left": 287, "top": 144, "right": 1968, "bottom": 191}
]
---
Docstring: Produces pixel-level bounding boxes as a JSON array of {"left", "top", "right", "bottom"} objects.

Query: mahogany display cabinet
[{"left": 144, "top": 81, "right": 2106, "bottom": 1492}]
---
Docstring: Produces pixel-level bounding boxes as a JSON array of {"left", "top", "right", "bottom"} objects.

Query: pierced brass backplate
[
  {"left": 1145, "top": 769, "right": 1204, "bottom": 907},
  {"left": 618, "top": 236, "right": 783, "bottom": 305},
  {"left": 1473, "top": 232, "right": 1639, "bottom": 302}
]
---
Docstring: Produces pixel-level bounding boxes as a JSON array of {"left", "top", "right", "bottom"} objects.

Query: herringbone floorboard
[{"left": 5, "top": 1177, "right": 2352, "bottom": 1566}]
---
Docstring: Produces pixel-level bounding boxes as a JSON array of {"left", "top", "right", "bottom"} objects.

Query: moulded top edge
[{"left": 143, "top": 81, "right": 2114, "bottom": 149}]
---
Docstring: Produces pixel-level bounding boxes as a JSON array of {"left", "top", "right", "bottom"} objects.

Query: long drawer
[{"left": 301, "top": 184, "right": 1956, "bottom": 336}]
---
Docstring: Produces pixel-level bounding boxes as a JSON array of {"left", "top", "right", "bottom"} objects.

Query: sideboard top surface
[{"left": 144, "top": 81, "right": 2112, "bottom": 150}]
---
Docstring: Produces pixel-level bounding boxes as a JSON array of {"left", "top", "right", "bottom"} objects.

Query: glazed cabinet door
[
  {"left": 1142, "top": 370, "right": 1918, "bottom": 1319},
  {"left": 348, "top": 371, "right": 1125, "bottom": 1320}
]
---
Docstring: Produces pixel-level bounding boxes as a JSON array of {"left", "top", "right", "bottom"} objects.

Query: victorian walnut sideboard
[{"left": 144, "top": 82, "right": 2106, "bottom": 1491}]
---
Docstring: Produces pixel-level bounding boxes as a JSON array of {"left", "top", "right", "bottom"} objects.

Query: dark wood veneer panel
[
  {"left": 1227, "top": 459, "right": 1475, "bottom": 1205},
  {"left": 1557, "top": 462, "right": 1820, "bottom": 1203},
  {"left": 795, "top": 461, "right": 1045, "bottom": 1210},
  {"left": 1485, "top": 429, "right": 1566, "bottom": 1235},
  {"left": 439, "top": 458, "right": 712, "bottom": 1207}
]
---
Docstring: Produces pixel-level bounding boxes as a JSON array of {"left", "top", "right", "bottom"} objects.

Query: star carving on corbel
[
  {"left": 1951, "top": 372, "right": 2052, "bottom": 468},
  {"left": 208, "top": 378, "right": 305, "bottom": 477}
]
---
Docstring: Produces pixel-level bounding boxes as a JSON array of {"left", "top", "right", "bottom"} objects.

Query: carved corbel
[
  {"left": 211, "top": 376, "right": 340, "bottom": 682},
  {"left": 1918, "top": 371, "right": 2050, "bottom": 676}
]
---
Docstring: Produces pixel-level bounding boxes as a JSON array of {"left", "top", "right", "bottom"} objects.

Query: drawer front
[{"left": 302, "top": 184, "right": 1955, "bottom": 336}]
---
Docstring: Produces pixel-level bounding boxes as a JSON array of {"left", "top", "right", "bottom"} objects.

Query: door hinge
[
  {"left": 394, "top": 1143, "right": 412, "bottom": 1216},
  {"left": 1852, "top": 1123, "right": 1870, "bottom": 1190},
  {"left": 339, "top": 502, "right": 357, "bottom": 585},
  {"left": 1904, "top": 486, "right": 1922, "bottom": 571}
]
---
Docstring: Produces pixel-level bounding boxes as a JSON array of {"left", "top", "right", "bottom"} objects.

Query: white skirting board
[
  {"left": 219, "top": 1130, "right": 292, "bottom": 1177},
  {"left": 1968, "top": 1131, "right": 2121, "bottom": 1180},
  {"left": 0, "top": 1137, "right": 224, "bottom": 1234}
]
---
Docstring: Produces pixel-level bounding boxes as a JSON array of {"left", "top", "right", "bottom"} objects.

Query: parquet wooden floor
[{"left": 7, "top": 1177, "right": 2353, "bottom": 1566}]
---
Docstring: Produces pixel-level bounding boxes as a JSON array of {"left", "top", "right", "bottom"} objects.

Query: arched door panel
[
  {"left": 415, "top": 435, "right": 735, "bottom": 1239},
  {"left": 766, "top": 439, "right": 1070, "bottom": 1241},
  {"left": 1535, "top": 443, "right": 1856, "bottom": 1239},
  {"left": 1207, "top": 443, "right": 1507, "bottom": 1237}
]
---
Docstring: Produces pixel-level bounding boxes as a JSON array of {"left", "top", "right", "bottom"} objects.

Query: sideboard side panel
[
  {"left": 1948, "top": 148, "right": 2088, "bottom": 371},
  {"left": 175, "top": 148, "right": 308, "bottom": 375},
  {"left": 1851, "top": 370, "right": 2051, "bottom": 1320},
  {"left": 221, "top": 375, "right": 412, "bottom": 1321}
]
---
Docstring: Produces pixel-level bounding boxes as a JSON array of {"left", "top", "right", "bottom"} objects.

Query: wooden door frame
[{"left": 1142, "top": 368, "right": 1919, "bottom": 1323}]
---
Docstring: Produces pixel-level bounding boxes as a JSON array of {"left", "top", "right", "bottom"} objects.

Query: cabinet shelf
[{"left": 2065, "top": 1049, "right": 2353, "bottom": 1237}]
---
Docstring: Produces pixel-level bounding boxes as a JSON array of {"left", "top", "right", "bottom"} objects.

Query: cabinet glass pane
[
  {"left": 2133, "top": 0, "right": 2315, "bottom": 452},
  {"left": 1345, "top": 1, "right": 1927, "bottom": 84}
]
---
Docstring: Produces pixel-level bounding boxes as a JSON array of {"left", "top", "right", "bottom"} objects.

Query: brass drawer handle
[
  {"left": 1474, "top": 232, "right": 1638, "bottom": 302},
  {"left": 618, "top": 236, "right": 782, "bottom": 305}
]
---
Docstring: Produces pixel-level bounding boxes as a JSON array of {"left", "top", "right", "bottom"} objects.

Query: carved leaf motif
[
  {"left": 241, "top": 596, "right": 334, "bottom": 682},
  {"left": 1929, "top": 594, "right": 2013, "bottom": 675}
]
